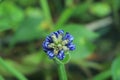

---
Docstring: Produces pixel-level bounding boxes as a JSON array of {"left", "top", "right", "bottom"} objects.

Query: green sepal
[{"left": 54, "top": 53, "right": 71, "bottom": 64}]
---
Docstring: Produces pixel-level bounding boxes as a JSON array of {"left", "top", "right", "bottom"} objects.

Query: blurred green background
[{"left": 0, "top": 0, "right": 120, "bottom": 80}]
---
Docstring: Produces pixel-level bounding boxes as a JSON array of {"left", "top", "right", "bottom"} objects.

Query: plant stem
[
  {"left": 0, "top": 57, "right": 27, "bottom": 80},
  {"left": 40, "top": 0, "right": 53, "bottom": 25},
  {"left": 54, "top": 58, "right": 68, "bottom": 80},
  {"left": 112, "top": 0, "right": 120, "bottom": 30},
  {"left": 55, "top": 8, "right": 74, "bottom": 29},
  {"left": 58, "top": 63, "right": 67, "bottom": 80}
]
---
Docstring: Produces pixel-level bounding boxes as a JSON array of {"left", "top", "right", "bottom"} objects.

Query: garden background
[{"left": 0, "top": 0, "right": 120, "bottom": 80}]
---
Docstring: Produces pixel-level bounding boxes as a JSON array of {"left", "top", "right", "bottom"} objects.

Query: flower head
[{"left": 42, "top": 30, "right": 75, "bottom": 60}]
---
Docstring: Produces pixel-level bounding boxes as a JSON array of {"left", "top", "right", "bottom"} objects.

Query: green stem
[
  {"left": 53, "top": 58, "right": 67, "bottom": 80},
  {"left": 112, "top": 0, "right": 120, "bottom": 30},
  {"left": 55, "top": 7, "right": 75, "bottom": 29},
  {"left": 0, "top": 75, "right": 5, "bottom": 80},
  {"left": 0, "top": 57, "right": 27, "bottom": 80},
  {"left": 40, "top": 0, "right": 53, "bottom": 25},
  {"left": 55, "top": 0, "right": 93, "bottom": 30},
  {"left": 58, "top": 63, "right": 67, "bottom": 80}
]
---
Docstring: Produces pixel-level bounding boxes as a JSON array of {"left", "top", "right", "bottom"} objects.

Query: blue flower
[
  {"left": 42, "top": 30, "right": 75, "bottom": 60},
  {"left": 63, "top": 32, "right": 74, "bottom": 43},
  {"left": 57, "top": 50, "right": 65, "bottom": 60}
]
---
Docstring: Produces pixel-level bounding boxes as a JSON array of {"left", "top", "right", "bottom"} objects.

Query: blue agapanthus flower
[{"left": 42, "top": 30, "right": 75, "bottom": 60}]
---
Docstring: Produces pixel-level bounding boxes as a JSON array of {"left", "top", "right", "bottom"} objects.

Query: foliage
[{"left": 0, "top": 0, "right": 120, "bottom": 80}]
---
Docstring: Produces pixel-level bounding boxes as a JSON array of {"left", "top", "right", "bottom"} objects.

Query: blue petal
[
  {"left": 50, "top": 31, "right": 59, "bottom": 38},
  {"left": 67, "top": 43, "right": 76, "bottom": 51},
  {"left": 57, "top": 50, "right": 65, "bottom": 60},
  {"left": 53, "top": 31, "right": 59, "bottom": 38},
  {"left": 50, "top": 30, "right": 64, "bottom": 38},
  {"left": 63, "top": 32, "right": 74, "bottom": 42},
  {"left": 47, "top": 51, "right": 55, "bottom": 58},
  {"left": 43, "top": 41, "right": 49, "bottom": 48},
  {"left": 46, "top": 36, "right": 52, "bottom": 42},
  {"left": 42, "top": 41, "right": 50, "bottom": 52},
  {"left": 57, "top": 30, "right": 64, "bottom": 34}
]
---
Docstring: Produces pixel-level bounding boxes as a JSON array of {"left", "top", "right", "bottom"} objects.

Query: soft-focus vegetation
[{"left": 0, "top": 0, "right": 120, "bottom": 80}]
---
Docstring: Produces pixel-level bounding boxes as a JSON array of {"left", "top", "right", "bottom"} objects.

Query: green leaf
[
  {"left": 0, "top": 57, "right": 27, "bottom": 80},
  {"left": 0, "top": 1, "right": 24, "bottom": 31},
  {"left": 73, "top": 0, "right": 93, "bottom": 17},
  {"left": 93, "top": 70, "right": 111, "bottom": 80},
  {"left": 16, "top": 0, "right": 36, "bottom": 6},
  {"left": 0, "top": 75, "right": 4, "bottom": 80},
  {"left": 90, "top": 3, "right": 111, "bottom": 17},
  {"left": 0, "top": 51, "right": 44, "bottom": 76},
  {"left": 112, "top": 0, "right": 120, "bottom": 10},
  {"left": 10, "top": 18, "right": 41, "bottom": 45},
  {"left": 25, "top": 7, "right": 44, "bottom": 19},
  {"left": 10, "top": 8, "right": 48, "bottom": 45},
  {"left": 56, "top": 8, "right": 75, "bottom": 28},
  {"left": 65, "top": 0, "right": 74, "bottom": 7},
  {"left": 111, "top": 57, "right": 120, "bottom": 80},
  {"left": 60, "top": 24, "right": 98, "bottom": 61},
  {"left": 72, "top": 0, "right": 94, "bottom": 22}
]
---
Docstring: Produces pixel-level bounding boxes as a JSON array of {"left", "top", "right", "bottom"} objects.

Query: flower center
[{"left": 48, "top": 34, "right": 69, "bottom": 55}]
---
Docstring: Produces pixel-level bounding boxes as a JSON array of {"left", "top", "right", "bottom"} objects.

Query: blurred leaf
[
  {"left": 0, "top": 1, "right": 24, "bottom": 31},
  {"left": 0, "top": 51, "right": 44, "bottom": 76},
  {"left": 78, "top": 61, "right": 103, "bottom": 70},
  {"left": 10, "top": 8, "right": 48, "bottom": 45},
  {"left": 25, "top": 7, "right": 44, "bottom": 18},
  {"left": 0, "top": 75, "right": 4, "bottom": 80},
  {"left": 90, "top": 3, "right": 111, "bottom": 17},
  {"left": 0, "top": 58, "right": 27, "bottom": 80},
  {"left": 112, "top": 0, "right": 120, "bottom": 10},
  {"left": 0, "top": 65, "right": 11, "bottom": 76},
  {"left": 40, "top": 0, "right": 53, "bottom": 25},
  {"left": 10, "top": 18, "right": 41, "bottom": 44},
  {"left": 73, "top": 0, "right": 92, "bottom": 17},
  {"left": 72, "top": 0, "right": 94, "bottom": 21},
  {"left": 5, "top": 60, "right": 37, "bottom": 75},
  {"left": 56, "top": 7, "right": 75, "bottom": 27},
  {"left": 61, "top": 24, "right": 98, "bottom": 61},
  {"left": 111, "top": 57, "right": 120, "bottom": 80},
  {"left": 93, "top": 70, "right": 111, "bottom": 80},
  {"left": 22, "top": 51, "right": 43, "bottom": 65},
  {"left": 65, "top": 0, "right": 74, "bottom": 7},
  {"left": 112, "top": 0, "right": 120, "bottom": 29},
  {"left": 15, "top": 0, "right": 36, "bottom": 7}
]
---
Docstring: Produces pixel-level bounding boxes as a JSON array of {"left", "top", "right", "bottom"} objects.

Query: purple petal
[
  {"left": 47, "top": 51, "right": 55, "bottom": 59},
  {"left": 46, "top": 36, "right": 53, "bottom": 42},
  {"left": 57, "top": 50, "right": 65, "bottom": 60},
  {"left": 67, "top": 43, "right": 76, "bottom": 51},
  {"left": 42, "top": 41, "right": 50, "bottom": 52},
  {"left": 63, "top": 32, "right": 74, "bottom": 42},
  {"left": 57, "top": 30, "right": 64, "bottom": 34}
]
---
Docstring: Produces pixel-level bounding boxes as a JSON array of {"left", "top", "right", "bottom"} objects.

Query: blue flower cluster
[{"left": 42, "top": 30, "right": 75, "bottom": 60}]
